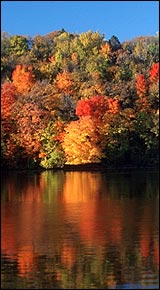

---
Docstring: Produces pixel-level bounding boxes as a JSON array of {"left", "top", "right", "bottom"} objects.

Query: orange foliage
[
  {"left": 107, "top": 98, "right": 120, "bottom": 114},
  {"left": 12, "top": 64, "right": 35, "bottom": 94},
  {"left": 100, "top": 42, "right": 111, "bottom": 55},
  {"left": 1, "top": 82, "right": 17, "bottom": 119},
  {"left": 62, "top": 116, "right": 101, "bottom": 164},
  {"left": 56, "top": 70, "right": 73, "bottom": 94},
  {"left": 136, "top": 74, "right": 147, "bottom": 97},
  {"left": 149, "top": 62, "right": 159, "bottom": 83}
]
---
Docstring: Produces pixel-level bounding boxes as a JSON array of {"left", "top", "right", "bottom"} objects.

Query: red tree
[
  {"left": 76, "top": 95, "right": 119, "bottom": 120},
  {"left": 149, "top": 62, "right": 159, "bottom": 83},
  {"left": 1, "top": 82, "right": 17, "bottom": 120}
]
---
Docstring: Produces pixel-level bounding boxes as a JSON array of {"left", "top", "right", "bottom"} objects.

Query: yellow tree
[{"left": 62, "top": 116, "right": 101, "bottom": 164}]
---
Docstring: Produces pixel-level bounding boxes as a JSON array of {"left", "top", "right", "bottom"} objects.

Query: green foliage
[
  {"left": 39, "top": 121, "right": 65, "bottom": 169},
  {"left": 8, "top": 35, "right": 29, "bottom": 56}
]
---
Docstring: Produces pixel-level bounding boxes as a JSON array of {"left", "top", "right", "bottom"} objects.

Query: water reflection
[{"left": 1, "top": 170, "right": 159, "bottom": 289}]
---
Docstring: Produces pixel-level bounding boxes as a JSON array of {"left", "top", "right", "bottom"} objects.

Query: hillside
[{"left": 1, "top": 30, "right": 159, "bottom": 169}]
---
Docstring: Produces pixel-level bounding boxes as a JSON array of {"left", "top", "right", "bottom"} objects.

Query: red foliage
[
  {"left": 149, "top": 62, "right": 159, "bottom": 83},
  {"left": 136, "top": 74, "right": 147, "bottom": 97},
  {"left": 76, "top": 95, "right": 119, "bottom": 119},
  {"left": 76, "top": 96, "right": 107, "bottom": 119},
  {"left": 1, "top": 83, "right": 17, "bottom": 120}
]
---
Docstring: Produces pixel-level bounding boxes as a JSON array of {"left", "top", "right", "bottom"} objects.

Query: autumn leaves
[{"left": 1, "top": 30, "right": 159, "bottom": 169}]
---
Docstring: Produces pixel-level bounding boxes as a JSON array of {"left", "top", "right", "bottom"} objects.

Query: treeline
[{"left": 1, "top": 30, "right": 159, "bottom": 169}]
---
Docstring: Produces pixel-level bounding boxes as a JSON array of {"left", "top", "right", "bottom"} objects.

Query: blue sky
[{"left": 1, "top": 1, "right": 159, "bottom": 42}]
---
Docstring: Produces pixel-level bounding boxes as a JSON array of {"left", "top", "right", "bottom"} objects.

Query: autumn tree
[
  {"left": 62, "top": 116, "right": 102, "bottom": 164},
  {"left": 10, "top": 96, "right": 49, "bottom": 167},
  {"left": 1, "top": 82, "right": 19, "bottom": 166},
  {"left": 55, "top": 70, "right": 73, "bottom": 94},
  {"left": 12, "top": 64, "right": 35, "bottom": 94},
  {"left": 149, "top": 62, "right": 159, "bottom": 83},
  {"left": 76, "top": 95, "right": 119, "bottom": 120},
  {"left": 8, "top": 35, "right": 29, "bottom": 56},
  {"left": 1, "top": 82, "right": 17, "bottom": 120},
  {"left": 1, "top": 29, "right": 159, "bottom": 168}
]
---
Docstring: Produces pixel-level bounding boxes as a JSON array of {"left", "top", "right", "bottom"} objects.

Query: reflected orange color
[
  {"left": 140, "top": 236, "right": 150, "bottom": 258},
  {"left": 79, "top": 201, "right": 122, "bottom": 246},
  {"left": 61, "top": 244, "right": 76, "bottom": 269},
  {"left": 17, "top": 245, "right": 37, "bottom": 277},
  {"left": 1, "top": 174, "right": 48, "bottom": 278},
  {"left": 79, "top": 203, "right": 97, "bottom": 245},
  {"left": 139, "top": 205, "right": 153, "bottom": 259},
  {"left": 61, "top": 172, "right": 122, "bottom": 247},
  {"left": 1, "top": 171, "right": 159, "bottom": 284},
  {"left": 1, "top": 208, "right": 18, "bottom": 259},
  {"left": 61, "top": 172, "right": 100, "bottom": 203}
]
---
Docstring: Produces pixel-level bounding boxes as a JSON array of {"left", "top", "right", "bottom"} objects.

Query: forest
[{"left": 1, "top": 29, "right": 159, "bottom": 169}]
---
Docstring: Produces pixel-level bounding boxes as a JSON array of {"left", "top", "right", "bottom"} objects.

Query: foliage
[
  {"left": 39, "top": 121, "right": 66, "bottom": 169},
  {"left": 149, "top": 62, "right": 159, "bottom": 83},
  {"left": 136, "top": 74, "right": 147, "bottom": 97},
  {"left": 7, "top": 35, "right": 29, "bottom": 56},
  {"left": 56, "top": 70, "right": 73, "bottom": 94},
  {"left": 12, "top": 64, "right": 35, "bottom": 94},
  {"left": 1, "top": 29, "right": 159, "bottom": 168},
  {"left": 62, "top": 116, "right": 102, "bottom": 164},
  {"left": 1, "top": 82, "right": 17, "bottom": 120}
]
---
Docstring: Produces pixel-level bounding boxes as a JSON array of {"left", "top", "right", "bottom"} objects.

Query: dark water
[{"left": 1, "top": 170, "right": 159, "bottom": 289}]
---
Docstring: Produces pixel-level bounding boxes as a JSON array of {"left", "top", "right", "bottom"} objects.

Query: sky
[{"left": 1, "top": 1, "right": 159, "bottom": 42}]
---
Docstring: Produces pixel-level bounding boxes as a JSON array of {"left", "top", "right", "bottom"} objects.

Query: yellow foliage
[{"left": 62, "top": 116, "right": 101, "bottom": 164}]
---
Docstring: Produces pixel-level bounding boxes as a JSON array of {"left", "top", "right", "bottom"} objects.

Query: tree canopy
[{"left": 1, "top": 30, "right": 159, "bottom": 169}]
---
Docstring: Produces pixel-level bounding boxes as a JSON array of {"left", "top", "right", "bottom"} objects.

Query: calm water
[{"left": 1, "top": 170, "right": 159, "bottom": 289}]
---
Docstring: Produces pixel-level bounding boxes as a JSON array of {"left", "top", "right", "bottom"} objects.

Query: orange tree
[{"left": 1, "top": 82, "right": 19, "bottom": 167}]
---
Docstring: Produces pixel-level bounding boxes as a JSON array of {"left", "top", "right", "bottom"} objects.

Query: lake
[{"left": 1, "top": 169, "right": 159, "bottom": 289}]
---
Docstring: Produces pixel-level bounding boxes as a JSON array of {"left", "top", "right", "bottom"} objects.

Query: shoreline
[{"left": 1, "top": 162, "right": 159, "bottom": 173}]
